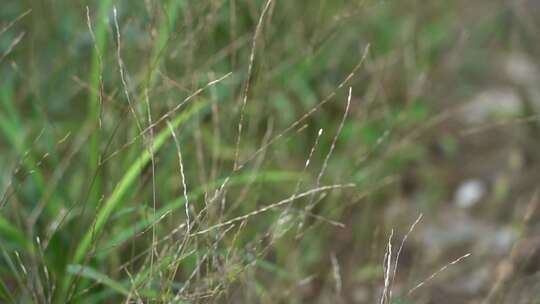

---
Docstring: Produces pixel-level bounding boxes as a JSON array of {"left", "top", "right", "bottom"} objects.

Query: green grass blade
[
  {"left": 146, "top": 0, "right": 183, "bottom": 89},
  {"left": 60, "top": 100, "right": 208, "bottom": 301},
  {"left": 0, "top": 216, "right": 29, "bottom": 250},
  {"left": 87, "top": 0, "right": 112, "bottom": 207},
  {"left": 73, "top": 100, "right": 207, "bottom": 265},
  {"left": 66, "top": 264, "right": 129, "bottom": 296}
]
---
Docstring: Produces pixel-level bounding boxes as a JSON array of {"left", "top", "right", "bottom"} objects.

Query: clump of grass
[
  {"left": 1, "top": 2, "right": 374, "bottom": 302},
  {"left": 2, "top": 0, "right": 530, "bottom": 303}
]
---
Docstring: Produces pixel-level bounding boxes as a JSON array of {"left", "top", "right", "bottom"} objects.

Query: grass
[
  {"left": 85, "top": 0, "right": 112, "bottom": 209},
  {"left": 67, "top": 99, "right": 209, "bottom": 293},
  {"left": 1, "top": 0, "right": 538, "bottom": 303}
]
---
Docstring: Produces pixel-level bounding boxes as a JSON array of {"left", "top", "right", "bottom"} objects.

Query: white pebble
[{"left": 455, "top": 179, "right": 486, "bottom": 208}]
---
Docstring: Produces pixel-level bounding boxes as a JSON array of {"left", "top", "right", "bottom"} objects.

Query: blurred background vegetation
[{"left": 2, "top": 0, "right": 540, "bottom": 303}]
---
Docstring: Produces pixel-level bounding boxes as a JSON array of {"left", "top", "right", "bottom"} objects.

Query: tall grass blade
[{"left": 62, "top": 100, "right": 208, "bottom": 300}]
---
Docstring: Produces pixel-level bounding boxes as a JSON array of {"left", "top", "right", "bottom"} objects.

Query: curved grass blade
[
  {"left": 86, "top": 0, "right": 112, "bottom": 207},
  {"left": 61, "top": 100, "right": 208, "bottom": 301},
  {"left": 67, "top": 264, "right": 129, "bottom": 296}
]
